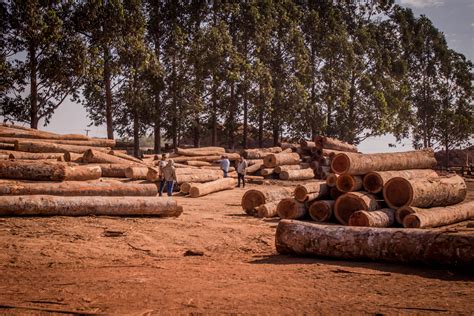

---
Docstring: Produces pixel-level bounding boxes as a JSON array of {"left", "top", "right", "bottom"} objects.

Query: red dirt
[{"left": 0, "top": 181, "right": 473, "bottom": 314}]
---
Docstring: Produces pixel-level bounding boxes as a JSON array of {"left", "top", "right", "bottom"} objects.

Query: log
[
  {"left": 0, "top": 154, "right": 8, "bottom": 160},
  {"left": 15, "top": 140, "right": 110, "bottom": 154},
  {"left": 83, "top": 149, "right": 140, "bottom": 166},
  {"left": 300, "top": 140, "right": 316, "bottom": 149},
  {"left": 336, "top": 175, "right": 363, "bottom": 192},
  {"left": 348, "top": 208, "right": 395, "bottom": 228},
  {"left": 245, "top": 161, "right": 264, "bottom": 174},
  {"left": 255, "top": 201, "right": 280, "bottom": 218},
  {"left": 314, "top": 136, "right": 358, "bottom": 152},
  {"left": 308, "top": 200, "right": 335, "bottom": 222},
  {"left": 0, "top": 180, "right": 158, "bottom": 196},
  {"left": 398, "top": 201, "right": 474, "bottom": 228},
  {"left": 93, "top": 164, "right": 129, "bottom": 178},
  {"left": 0, "top": 160, "right": 101, "bottom": 181},
  {"left": 247, "top": 159, "right": 262, "bottom": 166},
  {"left": 241, "top": 186, "right": 293, "bottom": 214},
  {"left": 279, "top": 142, "right": 299, "bottom": 150},
  {"left": 125, "top": 167, "right": 149, "bottom": 180},
  {"left": 260, "top": 168, "right": 275, "bottom": 176},
  {"left": 0, "top": 136, "right": 115, "bottom": 147},
  {"left": 331, "top": 149, "right": 436, "bottom": 175},
  {"left": 277, "top": 198, "right": 307, "bottom": 219},
  {"left": 0, "top": 195, "right": 182, "bottom": 217},
  {"left": 294, "top": 181, "right": 329, "bottom": 202},
  {"left": 263, "top": 152, "right": 300, "bottom": 168},
  {"left": 109, "top": 150, "right": 144, "bottom": 164},
  {"left": 189, "top": 178, "right": 235, "bottom": 198},
  {"left": 7, "top": 151, "right": 64, "bottom": 160},
  {"left": 0, "top": 125, "right": 90, "bottom": 141},
  {"left": 243, "top": 147, "right": 282, "bottom": 159},
  {"left": 64, "top": 152, "right": 83, "bottom": 163},
  {"left": 0, "top": 142, "right": 15, "bottom": 150},
  {"left": 274, "top": 164, "right": 303, "bottom": 173},
  {"left": 186, "top": 161, "right": 212, "bottom": 166},
  {"left": 275, "top": 220, "right": 474, "bottom": 266},
  {"left": 177, "top": 173, "right": 222, "bottom": 184},
  {"left": 279, "top": 168, "right": 315, "bottom": 181},
  {"left": 171, "top": 153, "right": 241, "bottom": 163},
  {"left": 383, "top": 175, "right": 466, "bottom": 209},
  {"left": 363, "top": 169, "right": 439, "bottom": 194},
  {"left": 330, "top": 187, "right": 344, "bottom": 200},
  {"left": 199, "top": 166, "right": 235, "bottom": 172},
  {"left": 176, "top": 147, "right": 226, "bottom": 156},
  {"left": 179, "top": 182, "right": 193, "bottom": 194},
  {"left": 326, "top": 173, "right": 338, "bottom": 187},
  {"left": 334, "top": 192, "right": 380, "bottom": 225}
]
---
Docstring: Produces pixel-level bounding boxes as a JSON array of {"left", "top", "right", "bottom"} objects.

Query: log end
[
  {"left": 363, "top": 172, "right": 383, "bottom": 193},
  {"left": 383, "top": 177, "right": 413, "bottom": 208},
  {"left": 334, "top": 193, "right": 369, "bottom": 225},
  {"left": 403, "top": 214, "right": 421, "bottom": 228},
  {"left": 277, "top": 198, "right": 298, "bottom": 219},
  {"left": 336, "top": 175, "right": 355, "bottom": 193},
  {"left": 241, "top": 190, "right": 266, "bottom": 211},
  {"left": 309, "top": 201, "right": 332, "bottom": 222},
  {"left": 395, "top": 206, "right": 416, "bottom": 225},
  {"left": 348, "top": 210, "right": 370, "bottom": 227},
  {"left": 294, "top": 185, "right": 308, "bottom": 202},
  {"left": 331, "top": 153, "right": 350, "bottom": 174}
]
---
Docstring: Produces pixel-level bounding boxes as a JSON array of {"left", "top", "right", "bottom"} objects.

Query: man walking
[
  {"left": 236, "top": 156, "right": 248, "bottom": 188},
  {"left": 162, "top": 159, "right": 177, "bottom": 196}
]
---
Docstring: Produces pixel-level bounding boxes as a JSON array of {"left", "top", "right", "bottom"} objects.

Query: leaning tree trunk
[
  {"left": 275, "top": 220, "right": 474, "bottom": 266},
  {"left": 189, "top": 178, "right": 235, "bottom": 198},
  {"left": 331, "top": 149, "right": 437, "bottom": 175},
  {"left": 363, "top": 169, "right": 438, "bottom": 194},
  {"left": 399, "top": 201, "right": 474, "bottom": 228},
  {"left": 104, "top": 47, "right": 114, "bottom": 140},
  {"left": 334, "top": 191, "right": 380, "bottom": 225},
  {"left": 0, "top": 195, "right": 182, "bottom": 217},
  {"left": 383, "top": 175, "right": 466, "bottom": 209},
  {"left": 348, "top": 208, "right": 395, "bottom": 228}
]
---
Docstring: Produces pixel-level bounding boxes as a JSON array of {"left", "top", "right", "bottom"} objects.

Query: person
[
  {"left": 236, "top": 156, "right": 248, "bottom": 188},
  {"left": 162, "top": 159, "right": 177, "bottom": 196},
  {"left": 219, "top": 155, "right": 230, "bottom": 178},
  {"left": 158, "top": 154, "right": 168, "bottom": 197}
]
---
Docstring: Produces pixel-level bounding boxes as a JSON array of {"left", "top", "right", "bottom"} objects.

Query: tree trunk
[
  {"left": 263, "top": 152, "right": 300, "bottom": 168},
  {"left": 29, "top": 42, "right": 39, "bottom": 129},
  {"left": 383, "top": 175, "right": 466, "bottom": 209},
  {"left": 243, "top": 93, "right": 248, "bottom": 149},
  {"left": 0, "top": 125, "right": 90, "bottom": 141},
  {"left": 0, "top": 160, "right": 101, "bottom": 181},
  {"left": 258, "top": 87, "right": 264, "bottom": 148},
  {"left": 133, "top": 109, "right": 140, "bottom": 158},
  {"left": 331, "top": 149, "right": 437, "bottom": 175},
  {"left": 124, "top": 167, "right": 149, "bottom": 180},
  {"left": 154, "top": 118, "right": 162, "bottom": 154},
  {"left": 0, "top": 195, "right": 182, "bottom": 217},
  {"left": 256, "top": 201, "right": 279, "bottom": 218},
  {"left": 103, "top": 47, "right": 114, "bottom": 140},
  {"left": 363, "top": 169, "right": 438, "bottom": 194},
  {"left": 272, "top": 121, "right": 279, "bottom": 147},
  {"left": 336, "top": 175, "right": 363, "bottom": 193},
  {"left": 193, "top": 117, "right": 201, "bottom": 148},
  {"left": 294, "top": 181, "right": 329, "bottom": 202},
  {"left": 83, "top": 149, "right": 141, "bottom": 165},
  {"left": 275, "top": 220, "right": 474, "bottom": 266},
  {"left": 228, "top": 83, "right": 236, "bottom": 150},
  {"left": 309, "top": 200, "right": 335, "bottom": 222},
  {"left": 279, "top": 169, "right": 315, "bottom": 181},
  {"left": 0, "top": 180, "right": 158, "bottom": 196},
  {"left": 277, "top": 198, "right": 307, "bottom": 220},
  {"left": 189, "top": 178, "right": 235, "bottom": 198},
  {"left": 399, "top": 201, "right": 474, "bottom": 228},
  {"left": 241, "top": 187, "right": 293, "bottom": 214},
  {"left": 334, "top": 191, "right": 380, "bottom": 225},
  {"left": 15, "top": 140, "right": 110, "bottom": 154},
  {"left": 349, "top": 209, "right": 395, "bottom": 228}
]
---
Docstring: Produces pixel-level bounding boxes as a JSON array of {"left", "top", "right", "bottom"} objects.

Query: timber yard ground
[{"left": 0, "top": 181, "right": 473, "bottom": 314}]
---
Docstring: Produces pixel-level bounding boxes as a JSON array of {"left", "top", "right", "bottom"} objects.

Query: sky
[{"left": 13, "top": 0, "right": 474, "bottom": 153}]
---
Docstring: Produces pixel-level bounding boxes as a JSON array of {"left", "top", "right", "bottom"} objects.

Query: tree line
[{"left": 1, "top": 0, "right": 472, "bottom": 156}]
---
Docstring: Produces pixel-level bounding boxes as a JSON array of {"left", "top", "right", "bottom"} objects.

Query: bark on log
[
  {"left": 177, "top": 173, "right": 222, "bottom": 184},
  {"left": 0, "top": 126, "right": 90, "bottom": 141},
  {"left": 109, "top": 150, "right": 144, "bottom": 164},
  {"left": 274, "top": 164, "right": 305, "bottom": 173},
  {"left": 275, "top": 220, "right": 474, "bottom": 266},
  {"left": 279, "top": 168, "right": 315, "bottom": 181},
  {"left": 294, "top": 181, "right": 329, "bottom": 202},
  {"left": 179, "top": 182, "right": 193, "bottom": 194},
  {"left": 326, "top": 173, "right": 338, "bottom": 187},
  {"left": 263, "top": 152, "right": 300, "bottom": 168},
  {"left": 260, "top": 168, "right": 275, "bottom": 176},
  {"left": 0, "top": 136, "right": 115, "bottom": 147},
  {"left": 0, "top": 180, "right": 158, "bottom": 196},
  {"left": 399, "top": 201, "right": 474, "bottom": 228},
  {"left": 348, "top": 208, "right": 395, "bottom": 228},
  {"left": 243, "top": 147, "right": 282, "bottom": 159},
  {"left": 334, "top": 192, "right": 380, "bottom": 225},
  {"left": 64, "top": 152, "right": 83, "bottom": 163},
  {"left": 124, "top": 167, "right": 149, "bottom": 180},
  {"left": 300, "top": 141, "right": 316, "bottom": 149},
  {"left": 363, "top": 169, "right": 439, "bottom": 194},
  {"left": 83, "top": 149, "right": 141, "bottom": 166},
  {"left": 0, "top": 195, "right": 182, "bottom": 217},
  {"left": 336, "top": 175, "right": 363, "bottom": 192},
  {"left": 277, "top": 198, "right": 307, "bottom": 219},
  {"left": 189, "top": 178, "right": 236, "bottom": 198},
  {"left": 247, "top": 159, "right": 262, "bottom": 166},
  {"left": 0, "top": 142, "right": 15, "bottom": 150},
  {"left": 91, "top": 164, "right": 129, "bottom": 178},
  {"left": 241, "top": 187, "right": 293, "bottom": 214},
  {"left": 199, "top": 166, "right": 235, "bottom": 172},
  {"left": 0, "top": 154, "right": 8, "bottom": 160},
  {"left": 176, "top": 147, "right": 226, "bottom": 156},
  {"left": 171, "top": 153, "right": 240, "bottom": 163},
  {"left": 0, "top": 160, "right": 101, "bottom": 181},
  {"left": 331, "top": 149, "right": 437, "bottom": 175},
  {"left": 15, "top": 140, "right": 110, "bottom": 154},
  {"left": 7, "top": 151, "right": 64, "bottom": 160},
  {"left": 314, "top": 136, "right": 358, "bottom": 152},
  {"left": 255, "top": 201, "right": 280, "bottom": 218},
  {"left": 186, "top": 161, "right": 212, "bottom": 167},
  {"left": 308, "top": 200, "right": 335, "bottom": 222},
  {"left": 245, "top": 161, "right": 264, "bottom": 174},
  {"left": 383, "top": 175, "right": 466, "bottom": 209}
]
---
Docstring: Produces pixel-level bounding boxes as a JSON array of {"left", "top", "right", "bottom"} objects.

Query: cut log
[
  {"left": 279, "top": 168, "right": 315, "bottom": 181},
  {"left": 179, "top": 182, "right": 193, "bottom": 194},
  {"left": 331, "top": 149, "right": 436, "bottom": 175},
  {"left": 274, "top": 164, "right": 304, "bottom": 174},
  {"left": 255, "top": 201, "right": 280, "bottom": 218},
  {"left": 314, "top": 136, "right": 358, "bottom": 152},
  {"left": 348, "top": 208, "right": 395, "bottom": 228},
  {"left": 241, "top": 186, "right": 293, "bottom": 214},
  {"left": 326, "top": 173, "right": 338, "bottom": 187},
  {"left": 0, "top": 154, "right": 8, "bottom": 160},
  {"left": 383, "top": 175, "right": 466, "bottom": 209},
  {"left": 0, "top": 195, "right": 182, "bottom": 217},
  {"left": 294, "top": 181, "right": 329, "bottom": 202},
  {"left": 189, "top": 178, "right": 235, "bottom": 198},
  {"left": 0, "top": 136, "right": 115, "bottom": 147},
  {"left": 176, "top": 147, "right": 226, "bottom": 156},
  {"left": 247, "top": 159, "right": 262, "bottom": 166},
  {"left": 260, "top": 168, "right": 275, "bottom": 176},
  {"left": 7, "top": 151, "right": 64, "bottom": 160},
  {"left": 177, "top": 173, "right": 222, "bottom": 184},
  {"left": 125, "top": 167, "right": 149, "bottom": 180},
  {"left": 109, "top": 150, "right": 144, "bottom": 164},
  {"left": 83, "top": 149, "right": 141, "bottom": 165},
  {"left": 0, "top": 142, "right": 15, "bottom": 150},
  {"left": 399, "top": 201, "right": 474, "bottom": 228},
  {"left": 91, "top": 164, "right": 129, "bottom": 178},
  {"left": 199, "top": 166, "right": 235, "bottom": 172},
  {"left": 64, "top": 152, "right": 83, "bottom": 163},
  {"left": 279, "top": 142, "right": 300, "bottom": 150},
  {"left": 246, "top": 161, "right": 264, "bottom": 174},
  {"left": 334, "top": 192, "right": 380, "bottom": 225},
  {"left": 0, "top": 125, "right": 90, "bottom": 141},
  {"left": 336, "top": 175, "right": 363, "bottom": 192},
  {"left": 0, "top": 160, "right": 101, "bottom": 181},
  {"left": 186, "top": 161, "right": 212, "bottom": 167},
  {"left": 243, "top": 147, "right": 282, "bottom": 159},
  {"left": 275, "top": 220, "right": 474, "bottom": 266},
  {"left": 15, "top": 140, "right": 110, "bottom": 154},
  {"left": 277, "top": 198, "right": 307, "bottom": 219},
  {"left": 0, "top": 180, "right": 158, "bottom": 196},
  {"left": 308, "top": 200, "right": 335, "bottom": 222},
  {"left": 300, "top": 141, "right": 316, "bottom": 149},
  {"left": 330, "top": 187, "right": 344, "bottom": 200},
  {"left": 171, "top": 153, "right": 241, "bottom": 163},
  {"left": 263, "top": 152, "right": 300, "bottom": 168},
  {"left": 363, "top": 169, "right": 439, "bottom": 194}
]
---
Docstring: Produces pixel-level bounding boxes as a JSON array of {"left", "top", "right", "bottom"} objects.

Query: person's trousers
[
  {"left": 159, "top": 180, "right": 166, "bottom": 196},
  {"left": 223, "top": 170, "right": 228, "bottom": 178},
  {"left": 237, "top": 173, "right": 245, "bottom": 188},
  {"left": 166, "top": 180, "right": 174, "bottom": 196}
]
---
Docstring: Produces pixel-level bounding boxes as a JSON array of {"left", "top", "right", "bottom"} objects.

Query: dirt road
[{"left": 0, "top": 181, "right": 473, "bottom": 314}]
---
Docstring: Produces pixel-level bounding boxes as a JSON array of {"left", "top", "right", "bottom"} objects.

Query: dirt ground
[{"left": 0, "top": 180, "right": 473, "bottom": 315}]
